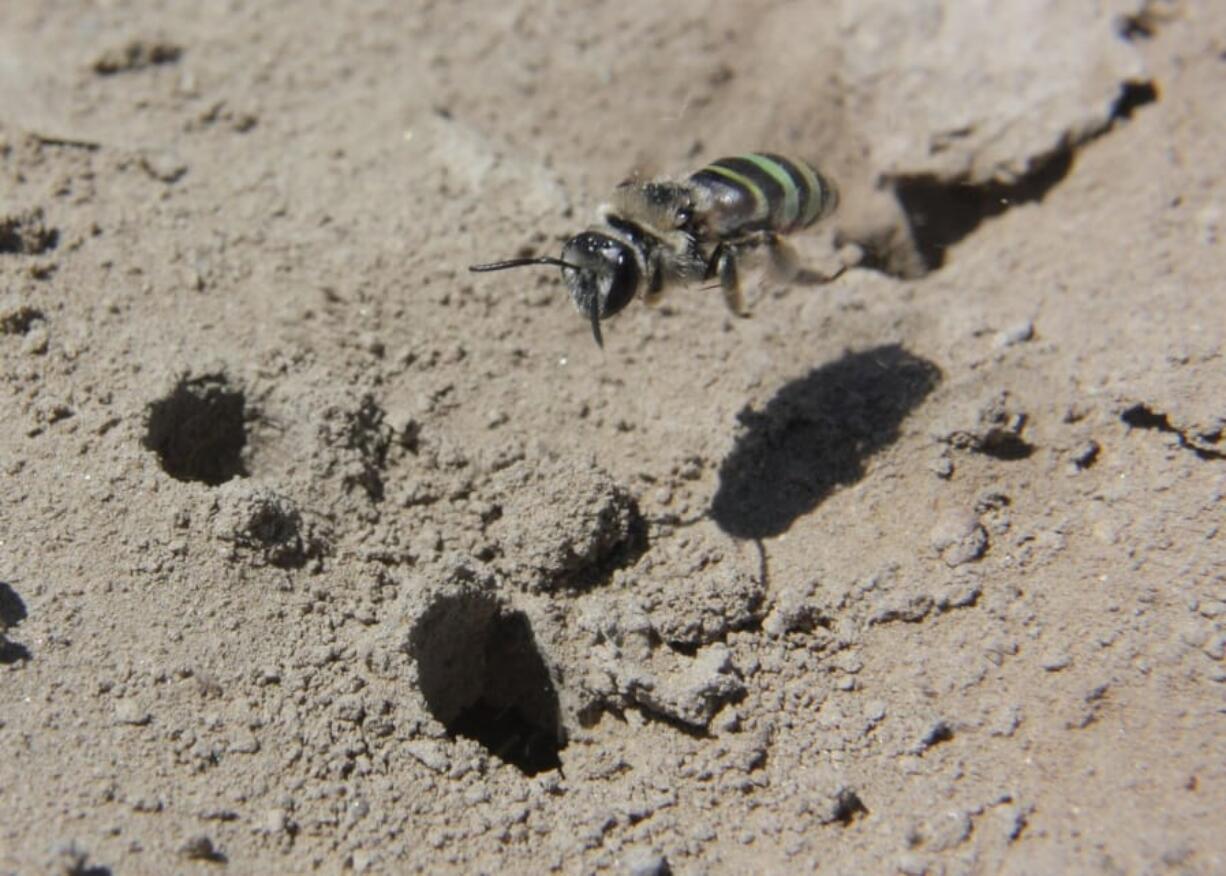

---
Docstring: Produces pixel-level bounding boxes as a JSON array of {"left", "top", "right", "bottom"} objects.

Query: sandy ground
[{"left": 2, "top": 1, "right": 1224, "bottom": 873}]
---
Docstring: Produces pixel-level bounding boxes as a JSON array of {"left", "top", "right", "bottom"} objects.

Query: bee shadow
[
  {"left": 710, "top": 345, "right": 941, "bottom": 540},
  {"left": 0, "top": 581, "right": 31, "bottom": 664}
]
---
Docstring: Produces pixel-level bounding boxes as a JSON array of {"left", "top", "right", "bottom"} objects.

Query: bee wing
[
  {"left": 619, "top": 152, "right": 662, "bottom": 188},
  {"left": 735, "top": 238, "right": 802, "bottom": 313},
  {"left": 765, "top": 236, "right": 801, "bottom": 284},
  {"left": 768, "top": 235, "right": 848, "bottom": 288}
]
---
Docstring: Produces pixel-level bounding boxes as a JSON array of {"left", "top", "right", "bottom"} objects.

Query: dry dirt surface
[{"left": 2, "top": 1, "right": 1224, "bottom": 874}]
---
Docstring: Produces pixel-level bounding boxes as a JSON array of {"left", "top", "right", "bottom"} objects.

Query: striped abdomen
[{"left": 688, "top": 153, "right": 838, "bottom": 238}]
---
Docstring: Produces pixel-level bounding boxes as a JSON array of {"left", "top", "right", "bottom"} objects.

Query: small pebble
[
  {"left": 140, "top": 150, "right": 188, "bottom": 183},
  {"left": 21, "top": 324, "right": 49, "bottom": 355},
  {"left": 113, "top": 700, "right": 151, "bottom": 726},
  {"left": 994, "top": 319, "right": 1034, "bottom": 348},
  {"left": 929, "top": 455, "right": 954, "bottom": 479},
  {"left": 178, "top": 834, "right": 223, "bottom": 861},
  {"left": 621, "top": 848, "right": 669, "bottom": 876},
  {"left": 1070, "top": 439, "right": 1100, "bottom": 470},
  {"left": 1042, "top": 651, "right": 1072, "bottom": 672},
  {"left": 929, "top": 510, "right": 988, "bottom": 566}
]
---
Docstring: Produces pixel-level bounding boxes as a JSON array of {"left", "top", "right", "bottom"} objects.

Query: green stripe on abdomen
[
  {"left": 742, "top": 154, "right": 801, "bottom": 229},
  {"left": 695, "top": 154, "right": 834, "bottom": 233},
  {"left": 700, "top": 161, "right": 771, "bottom": 226},
  {"left": 791, "top": 157, "right": 829, "bottom": 227}
]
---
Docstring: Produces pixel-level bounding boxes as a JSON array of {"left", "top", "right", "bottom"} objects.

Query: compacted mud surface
[{"left": 1, "top": 1, "right": 1224, "bottom": 873}]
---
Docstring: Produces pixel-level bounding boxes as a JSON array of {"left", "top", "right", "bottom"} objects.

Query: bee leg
[
  {"left": 792, "top": 245, "right": 849, "bottom": 285},
  {"left": 716, "top": 246, "right": 747, "bottom": 318},
  {"left": 642, "top": 259, "right": 666, "bottom": 306}
]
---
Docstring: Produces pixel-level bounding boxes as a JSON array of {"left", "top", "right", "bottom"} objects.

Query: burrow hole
[
  {"left": 412, "top": 592, "right": 564, "bottom": 776},
  {"left": 885, "top": 78, "right": 1158, "bottom": 274},
  {"left": 0, "top": 207, "right": 58, "bottom": 255},
  {"left": 143, "top": 373, "right": 249, "bottom": 486},
  {"left": 892, "top": 148, "right": 1074, "bottom": 272}
]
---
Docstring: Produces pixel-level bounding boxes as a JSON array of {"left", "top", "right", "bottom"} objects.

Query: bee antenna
[{"left": 468, "top": 256, "right": 584, "bottom": 272}]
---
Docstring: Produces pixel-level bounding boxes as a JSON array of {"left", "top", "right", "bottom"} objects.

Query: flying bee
[{"left": 469, "top": 153, "right": 843, "bottom": 347}]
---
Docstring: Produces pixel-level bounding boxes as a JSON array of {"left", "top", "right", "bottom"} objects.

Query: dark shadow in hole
[
  {"left": 889, "top": 78, "right": 1157, "bottom": 273},
  {"left": 892, "top": 149, "right": 1074, "bottom": 272},
  {"left": 1121, "top": 403, "right": 1169, "bottom": 431},
  {"left": 0, "top": 304, "right": 45, "bottom": 335},
  {"left": 180, "top": 838, "right": 226, "bottom": 865},
  {"left": 413, "top": 594, "right": 564, "bottom": 776},
  {"left": 667, "top": 640, "right": 701, "bottom": 658},
  {"left": 637, "top": 707, "right": 714, "bottom": 741},
  {"left": 1111, "top": 80, "right": 1159, "bottom": 120},
  {"left": 832, "top": 788, "right": 869, "bottom": 826},
  {"left": 576, "top": 700, "right": 615, "bottom": 730},
  {"left": 0, "top": 638, "right": 32, "bottom": 664},
  {"left": 0, "top": 581, "right": 27, "bottom": 627},
  {"left": 1116, "top": 12, "right": 1157, "bottom": 40},
  {"left": 556, "top": 502, "right": 649, "bottom": 593},
  {"left": 979, "top": 432, "right": 1036, "bottom": 461},
  {"left": 1122, "top": 403, "right": 1225, "bottom": 461},
  {"left": 337, "top": 395, "right": 392, "bottom": 502},
  {"left": 143, "top": 374, "right": 249, "bottom": 486},
  {"left": 921, "top": 720, "right": 955, "bottom": 751},
  {"left": 0, "top": 210, "right": 58, "bottom": 255},
  {"left": 449, "top": 697, "right": 562, "bottom": 777},
  {"left": 711, "top": 345, "right": 941, "bottom": 540},
  {"left": 58, "top": 862, "right": 111, "bottom": 876}
]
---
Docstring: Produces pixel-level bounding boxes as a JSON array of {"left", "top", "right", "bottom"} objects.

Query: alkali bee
[{"left": 470, "top": 153, "right": 843, "bottom": 347}]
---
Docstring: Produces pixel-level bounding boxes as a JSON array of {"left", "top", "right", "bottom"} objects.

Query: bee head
[
  {"left": 559, "top": 232, "right": 640, "bottom": 347},
  {"left": 468, "top": 232, "right": 640, "bottom": 347}
]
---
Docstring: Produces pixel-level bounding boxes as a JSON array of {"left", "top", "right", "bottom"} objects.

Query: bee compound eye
[{"left": 603, "top": 246, "right": 640, "bottom": 317}]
